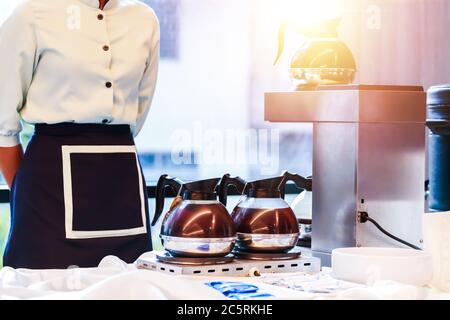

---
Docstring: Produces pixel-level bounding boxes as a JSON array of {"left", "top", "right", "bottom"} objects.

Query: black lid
[
  {"left": 181, "top": 178, "right": 221, "bottom": 201},
  {"left": 427, "top": 84, "right": 450, "bottom": 107},
  {"left": 245, "top": 177, "right": 284, "bottom": 198},
  {"left": 427, "top": 85, "right": 450, "bottom": 130}
]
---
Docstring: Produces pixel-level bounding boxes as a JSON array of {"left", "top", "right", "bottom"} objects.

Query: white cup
[{"left": 423, "top": 212, "right": 450, "bottom": 292}]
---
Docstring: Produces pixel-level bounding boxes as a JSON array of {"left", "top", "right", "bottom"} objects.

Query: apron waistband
[{"left": 34, "top": 123, "right": 132, "bottom": 136}]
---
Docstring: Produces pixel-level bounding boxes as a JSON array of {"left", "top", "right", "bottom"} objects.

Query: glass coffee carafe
[
  {"left": 274, "top": 18, "right": 356, "bottom": 90},
  {"left": 151, "top": 175, "right": 236, "bottom": 258},
  {"left": 218, "top": 171, "right": 312, "bottom": 253}
]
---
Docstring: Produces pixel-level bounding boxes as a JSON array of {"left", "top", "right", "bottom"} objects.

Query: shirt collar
[{"left": 78, "top": 0, "right": 119, "bottom": 10}]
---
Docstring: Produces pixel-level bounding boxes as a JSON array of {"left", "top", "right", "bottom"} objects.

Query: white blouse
[{"left": 0, "top": 0, "right": 160, "bottom": 147}]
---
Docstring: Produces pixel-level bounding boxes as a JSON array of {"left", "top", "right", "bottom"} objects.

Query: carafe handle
[
  {"left": 280, "top": 171, "right": 313, "bottom": 199},
  {"left": 218, "top": 174, "right": 247, "bottom": 206},
  {"left": 273, "top": 21, "right": 287, "bottom": 65},
  {"left": 151, "top": 174, "right": 183, "bottom": 226},
  {"left": 273, "top": 18, "right": 340, "bottom": 66}
]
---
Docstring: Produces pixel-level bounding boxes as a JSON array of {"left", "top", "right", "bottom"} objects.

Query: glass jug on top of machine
[
  {"left": 274, "top": 18, "right": 356, "bottom": 90},
  {"left": 151, "top": 175, "right": 236, "bottom": 258},
  {"left": 218, "top": 171, "right": 312, "bottom": 253}
]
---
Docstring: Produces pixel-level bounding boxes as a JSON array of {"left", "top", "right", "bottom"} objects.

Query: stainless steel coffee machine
[{"left": 265, "top": 85, "right": 427, "bottom": 266}]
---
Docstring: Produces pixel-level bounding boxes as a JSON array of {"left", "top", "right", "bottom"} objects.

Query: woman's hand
[{"left": 0, "top": 145, "right": 24, "bottom": 189}]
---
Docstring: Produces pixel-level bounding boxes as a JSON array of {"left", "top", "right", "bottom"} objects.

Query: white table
[{"left": 0, "top": 254, "right": 448, "bottom": 300}]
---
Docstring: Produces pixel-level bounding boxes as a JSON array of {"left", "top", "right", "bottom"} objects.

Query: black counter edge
[{"left": 0, "top": 182, "right": 305, "bottom": 204}]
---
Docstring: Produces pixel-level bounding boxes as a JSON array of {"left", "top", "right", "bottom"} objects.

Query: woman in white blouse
[{"left": 0, "top": 0, "right": 160, "bottom": 268}]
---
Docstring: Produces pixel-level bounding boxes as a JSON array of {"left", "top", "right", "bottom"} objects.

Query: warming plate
[{"left": 136, "top": 251, "right": 321, "bottom": 277}]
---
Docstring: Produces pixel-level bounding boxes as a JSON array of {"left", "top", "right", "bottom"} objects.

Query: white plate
[{"left": 331, "top": 247, "right": 433, "bottom": 286}]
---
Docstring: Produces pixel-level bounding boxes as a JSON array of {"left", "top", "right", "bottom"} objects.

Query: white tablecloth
[{"left": 0, "top": 254, "right": 449, "bottom": 300}]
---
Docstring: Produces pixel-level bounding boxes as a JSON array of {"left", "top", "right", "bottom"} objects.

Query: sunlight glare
[{"left": 266, "top": 0, "right": 343, "bottom": 26}]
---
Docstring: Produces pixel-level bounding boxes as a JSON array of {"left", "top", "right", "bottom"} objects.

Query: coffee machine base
[{"left": 266, "top": 85, "right": 427, "bottom": 267}]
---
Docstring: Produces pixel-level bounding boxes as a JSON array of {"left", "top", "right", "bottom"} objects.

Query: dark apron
[{"left": 3, "top": 123, "right": 152, "bottom": 269}]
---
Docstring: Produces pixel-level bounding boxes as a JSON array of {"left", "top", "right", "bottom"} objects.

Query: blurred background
[{"left": 2, "top": 0, "right": 450, "bottom": 263}]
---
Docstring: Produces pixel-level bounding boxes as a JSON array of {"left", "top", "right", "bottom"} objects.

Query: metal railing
[{"left": 0, "top": 182, "right": 304, "bottom": 204}]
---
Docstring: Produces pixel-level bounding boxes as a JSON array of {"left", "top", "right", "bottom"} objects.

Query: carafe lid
[
  {"left": 181, "top": 178, "right": 221, "bottom": 201},
  {"left": 245, "top": 177, "right": 285, "bottom": 198},
  {"left": 218, "top": 171, "right": 312, "bottom": 205}
]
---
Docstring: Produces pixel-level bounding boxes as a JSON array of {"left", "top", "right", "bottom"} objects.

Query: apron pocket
[{"left": 62, "top": 145, "right": 147, "bottom": 239}]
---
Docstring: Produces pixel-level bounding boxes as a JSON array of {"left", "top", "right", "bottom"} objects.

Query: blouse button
[
  {"left": 103, "top": 45, "right": 110, "bottom": 51},
  {"left": 105, "top": 82, "right": 112, "bottom": 88},
  {"left": 97, "top": 14, "right": 104, "bottom": 20}
]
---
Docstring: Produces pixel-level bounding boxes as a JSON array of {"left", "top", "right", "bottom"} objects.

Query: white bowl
[{"left": 332, "top": 247, "right": 433, "bottom": 286}]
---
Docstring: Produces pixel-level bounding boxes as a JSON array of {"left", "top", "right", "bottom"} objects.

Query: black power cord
[{"left": 358, "top": 212, "right": 421, "bottom": 250}]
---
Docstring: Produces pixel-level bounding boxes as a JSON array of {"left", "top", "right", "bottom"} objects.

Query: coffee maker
[{"left": 265, "top": 85, "right": 427, "bottom": 266}]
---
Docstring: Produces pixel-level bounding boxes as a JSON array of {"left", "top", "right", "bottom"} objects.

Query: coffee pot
[
  {"left": 218, "top": 171, "right": 312, "bottom": 253},
  {"left": 273, "top": 18, "right": 356, "bottom": 90},
  {"left": 151, "top": 175, "right": 236, "bottom": 257}
]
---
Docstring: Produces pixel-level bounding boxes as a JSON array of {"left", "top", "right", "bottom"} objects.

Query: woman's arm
[
  {"left": 133, "top": 11, "right": 160, "bottom": 137},
  {"left": 0, "top": 3, "right": 37, "bottom": 182},
  {"left": 0, "top": 145, "right": 23, "bottom": 188}
]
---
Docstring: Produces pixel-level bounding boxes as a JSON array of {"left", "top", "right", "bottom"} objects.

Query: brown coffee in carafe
[
  {"left": 163, "top": 202, "right": 235, "bottom": 238},
  {"left": 219, "top": 172, "right": 312, "bottom": 253},
  {"left": 232, "top": 207, "right": 299, "bottom": 235}
]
